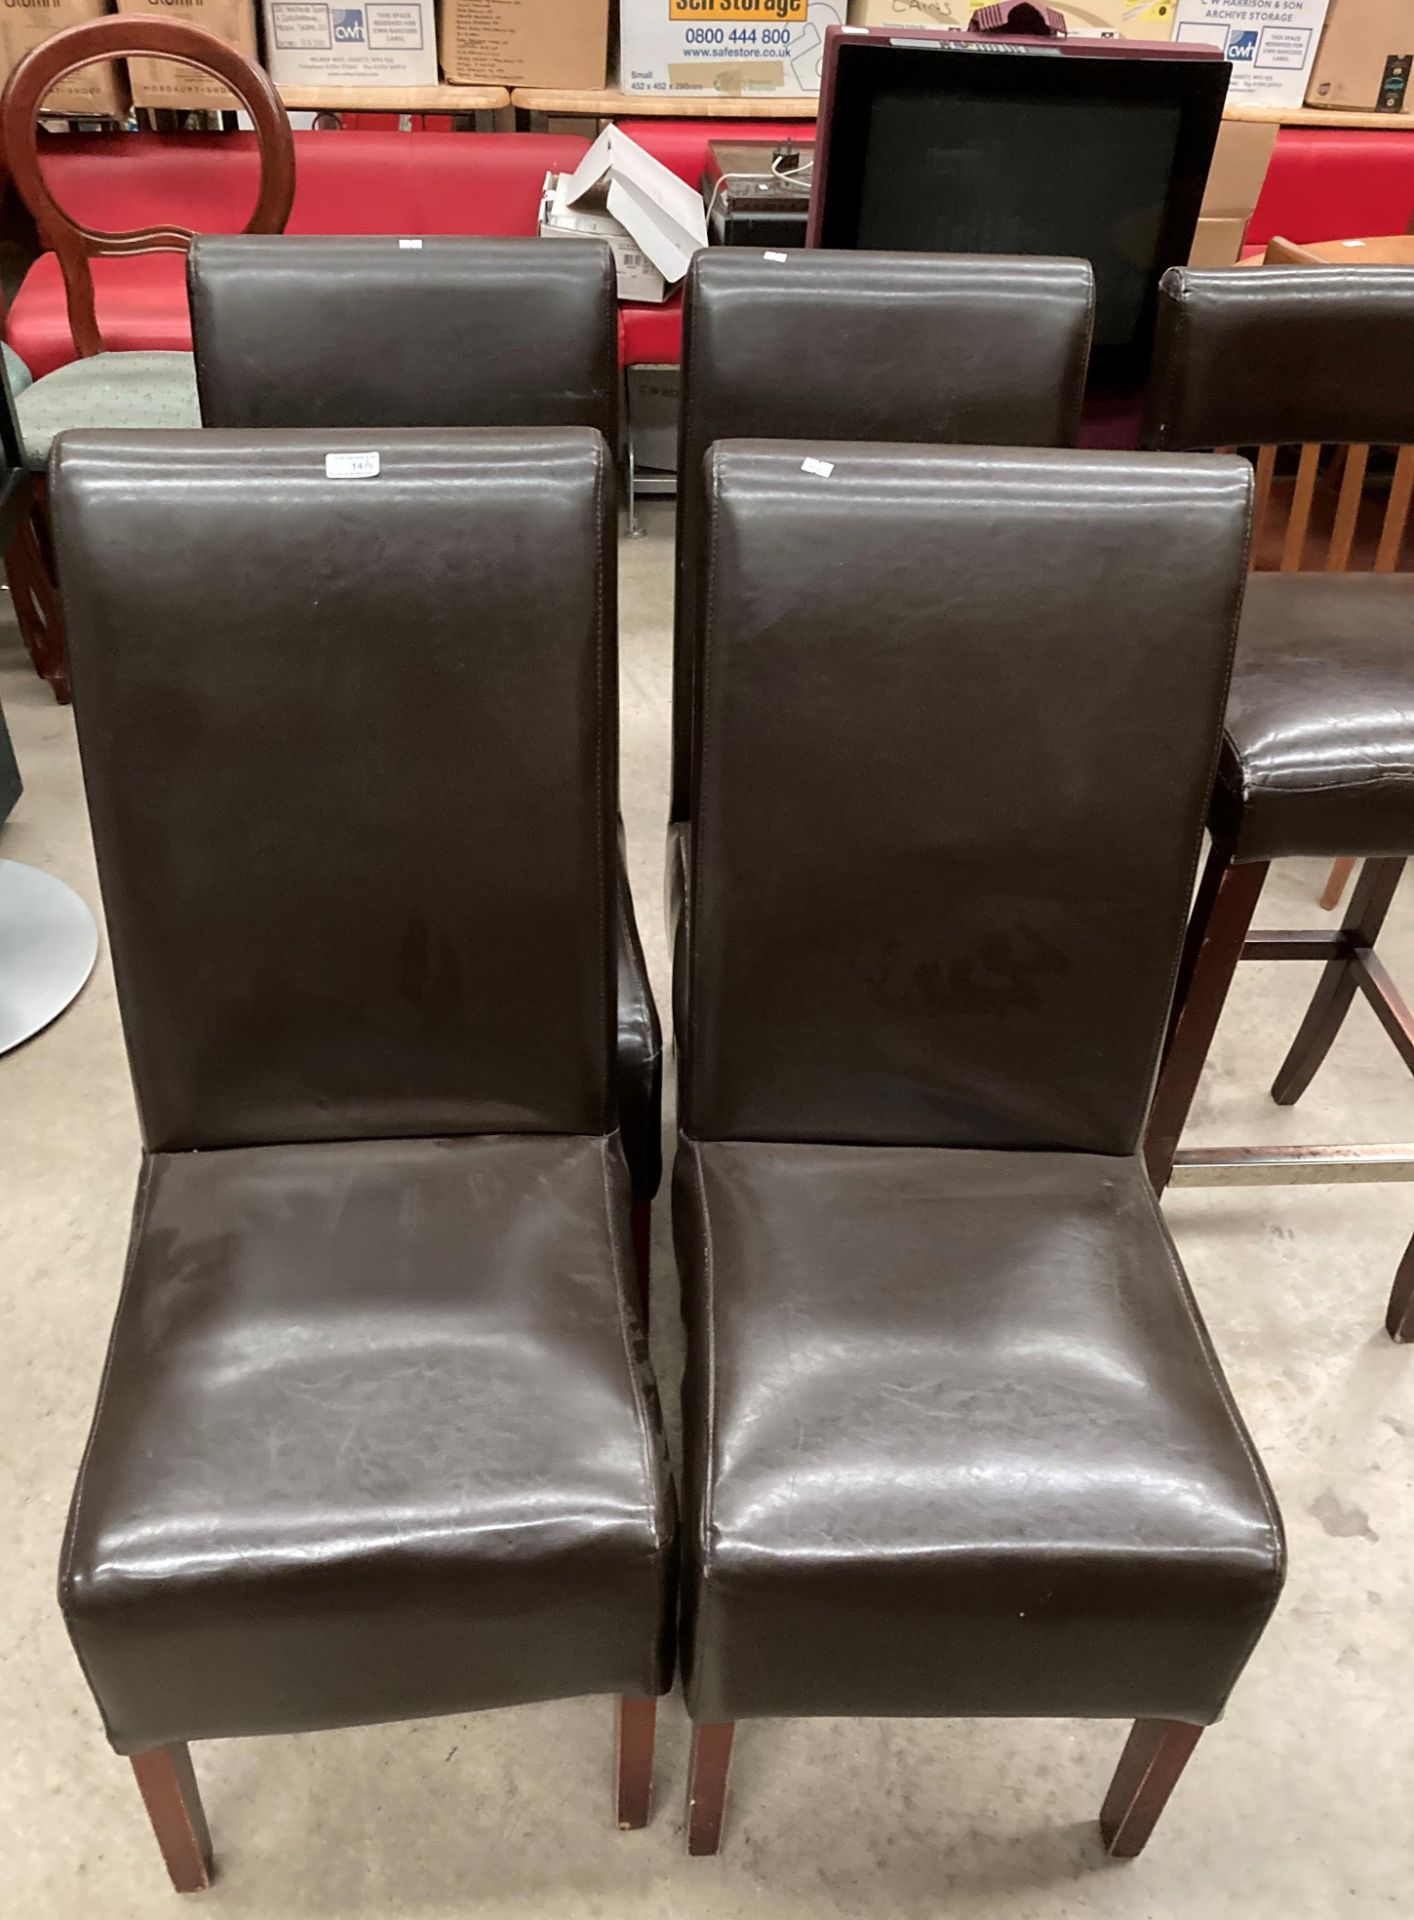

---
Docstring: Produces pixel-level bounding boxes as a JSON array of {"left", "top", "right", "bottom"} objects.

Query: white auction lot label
[{"left": 324, "top": 451, "right": 381, "bottom": 479}]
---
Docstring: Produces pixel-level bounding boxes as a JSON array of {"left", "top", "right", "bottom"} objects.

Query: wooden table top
[{"left": 1265, "top": 233, "right": 1414, "bottom": 265}]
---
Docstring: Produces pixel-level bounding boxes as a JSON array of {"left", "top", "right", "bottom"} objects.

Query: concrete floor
[{"left": 2, "top": 501, "right": 1411, "bottom": 1917}]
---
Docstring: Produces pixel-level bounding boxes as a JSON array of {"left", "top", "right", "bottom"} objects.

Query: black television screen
[{"left": 811, "top": 31, "right": 1229, "bottom": 390}]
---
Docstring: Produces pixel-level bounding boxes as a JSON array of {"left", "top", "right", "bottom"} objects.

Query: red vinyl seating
[
  {"left": 7, "top": 130, "right": 589, "bottom": 377},
  {"left": 1246, "top": 126, "right": 1414, "bottom": 251},
  {"left": 13, "top": 120, "right": 1408, "bottom": 378}
]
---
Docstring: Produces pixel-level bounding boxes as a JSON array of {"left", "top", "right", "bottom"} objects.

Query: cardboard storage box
[
  {"left": 439, "top": 0, "right": 609, "bottom": 87},
  {"left": 1200, "top": 115, "right": 1277, "bottom": 215},
  {"left": 628, "top": 365, "right": 680, "bottom": 470},
  {"left": 846, "top": 0, "right": 1175, "bottom": 37},
  {"left": 1183, "top": 119, "right": 1277, "bottom": 263},
  {"left": 541, "top": 175, "right": 669, "bottom": 300},
  {"left": 1172, "top": 0, "right": 1331, "bottom": 107},
  {"left": 262, "top": 0, "right": 437, "bottom": 85},
  {"left": 1188, "top": 213, "right": 1247, "bottom": 263},
  {"left": 620, "top": 0, "right": 847, "bottom": 97},
  {"left": 118, "top": 0, "right": 257, "bottom": 110},
  {"left": 1306, "top": 0, "right": 1412, "bottom": 111},
  {"left": 0, "top": 0, "right": 128, "bottom": 117},
  {"left": 540, "top": 125, "right": 709, "bottom": 302}
]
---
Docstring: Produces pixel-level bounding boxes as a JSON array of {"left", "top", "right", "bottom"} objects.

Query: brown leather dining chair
[
  {"left": 52, "top": 427, "right": 675, "bottom": 1892},
  {"left": 187, "top": 231, "right": 664, "bottom": 1265},
  {"left": 1140, "top": 267, "right": 1414, "bottom": 1336},
  {"left": 673, "top": 440, "right": 1283, "bottom": 1860},
  {"left": 666, "top": 250, "right": 1097, "bottom": 912}
]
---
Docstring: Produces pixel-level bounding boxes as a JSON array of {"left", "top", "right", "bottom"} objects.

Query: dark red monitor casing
[{"left": 807, "top": 23, "right": 1227, "bottom": 248}]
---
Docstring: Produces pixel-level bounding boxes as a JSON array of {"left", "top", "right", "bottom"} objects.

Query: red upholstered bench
[
  {"left": 614, "top": 117, "right": 814, "bottom": 369},
  {"left": 7, "top": 130, "right": 589, "bottom": 378},
  {"left": 1246, "top": 126, "right": 1414, "bottom": 253}
]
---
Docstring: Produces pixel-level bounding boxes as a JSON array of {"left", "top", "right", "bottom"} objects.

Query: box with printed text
[
  {"left": 118, "top": 0, "right": 258, "bottom": 111},
  {"left": 262, "top": 0, "right": 437, "bottom": 85},
  {"left": 847, "top": 0, "right": 1176, "bottom": 37},
  {"left": 620, "top": 0, "right": 847, "bottom": 97},
  {"left": 1306, "top": 0, "right": 1413, "bottom": 111},
  {"left": 0, "top": 0, "right": 128, "bottom": 118},
  {"left": 1171, "top": 0, "right": 1330, "bottom": 106},
  {"left": 439, "top": 0, "right": 609, "bottom": 87}
]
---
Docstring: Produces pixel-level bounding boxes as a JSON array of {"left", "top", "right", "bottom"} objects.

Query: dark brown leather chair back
[
  {"left": 680, "top": 442, "right": 1251, "bottom": 1155},
  {"left": 670, "top": 250, "right": 1096, "bottom": 819},
  {"left": 189, "top": 236, "right": 618, "bottom": 439},
  {"left": 1143, "top": 265, "right": 1414, "bottom": 571},
  {"left": 54, "top": 427, "right": 615, "bottom": 1153}
]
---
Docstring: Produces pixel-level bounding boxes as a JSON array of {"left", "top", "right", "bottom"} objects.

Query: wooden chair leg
[
  {"left": 129, "top": 1743, "right": 213, "bottom": 1893},
  {"left": 1099, "top": 1719, "right": 1203, "bottom": 1859},
  {"left": 1319, "top": 856, "right": 1356, "bottom": 911},
  {"left": 1144, "top": 850, "right": 1268, "bottom": 1191},
  {"left": 616, "top": 1696, "right": 657, "bottom": 1830},
  {"left": 1386, "top": 1232, "right": 1414, "bottom": 1343},
  {"left": 1271, "top": 858, "right": 1405, "bottom": 1106},
  {"left": 630, "top": 1197, "right": 651, "bottom": 1328},
  {"left": 686, "top": 1721, "right": 735, "bottom": 1856}
]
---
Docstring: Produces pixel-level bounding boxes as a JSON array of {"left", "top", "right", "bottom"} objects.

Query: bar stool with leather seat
[
  {"left": 52, "top": 427, "right": 676, "bottom": 1891},
  {"left": 1140, "top": 267, "right": 1414, "bottom": 1336},
  {"left": 666, "top": 249, "right": 1097, "bottom": 921},
  {"left": 673, "top": 440, "right": 1284, "bottom": 1859},
  {"left": 187, "top": 231, "right": 664, "bottom": 1248}
]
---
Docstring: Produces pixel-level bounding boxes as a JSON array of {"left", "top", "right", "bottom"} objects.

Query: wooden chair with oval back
[{"left": 0, "top": 17, "right": 294, "bottom": 700}]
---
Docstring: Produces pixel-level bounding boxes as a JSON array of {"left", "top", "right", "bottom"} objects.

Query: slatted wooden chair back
[{"left": 1233, "top": 440, "right": 1412, "bottom": 576}]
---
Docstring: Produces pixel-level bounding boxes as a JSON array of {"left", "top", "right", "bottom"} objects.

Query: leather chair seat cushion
[
  {"left": 615, "top": 835, "right": 662, "bottom": 1199},
  {"left": 675, "top": 1140, "right": 1284, "bottom": 1727},
  {"left": 1215, "top": 572, "right": 1414, "bottom": 862},
  {"left": 62, "top": 1134, "right": 674, "bottom": 1754},
  {"left": 15, "top": 351, "right": 199, "bottom": 469}
]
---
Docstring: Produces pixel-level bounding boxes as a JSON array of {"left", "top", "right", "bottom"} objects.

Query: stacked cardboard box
[
  {"left": 540, "top": 124, "right": 709, "bottom": 302},
  {"left": 261, "top": 0, "right": 437, "bottom": 87},
  {"left": 1171, "top": 0, "right": 1332, "bottom": 108},
  {"left": 0, "top": 0, "right": 127, "bottom": 117},
  {"left": 1306, "top": 0, "right": 1412, "bottom": 112},
  {"left": 439, "top": 0, "right": 609, "bottom": 88},
  {"left": 117, "top": 0, "right": 258, "bottom": 111},
  {"left": 620, "top": 0, "right": 846, "bottom": 97},
  {"left": 1188, "top": 117, "right": 1279, "bottom": 265},
  {"left": 847, "top": 0, "right": 1176, "bottom": 37}
]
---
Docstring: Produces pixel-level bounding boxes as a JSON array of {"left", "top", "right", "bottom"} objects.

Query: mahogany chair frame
[
  {"left": 1145, "top": 439, "right": 1414, "bottom": 1338},
  {"left": 686, "top": 1703, "right": 1210, "bottom": 1859},
  {"left": 0, "top": 18, "right": 294, "bottom": 699},
  {"left": 130, "top": 1695, "right": 659, "bottom": 1892}
]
